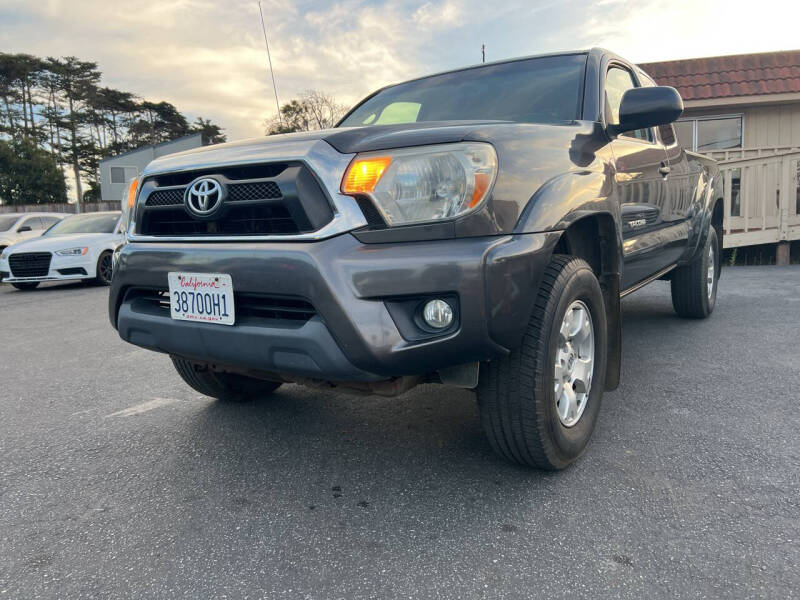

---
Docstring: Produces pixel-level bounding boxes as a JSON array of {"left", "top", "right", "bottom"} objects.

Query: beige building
[{"left": 640, "top": 50, "right": 800, "bottom": 262}]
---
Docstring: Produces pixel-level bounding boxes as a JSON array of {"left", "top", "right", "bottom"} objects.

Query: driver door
[{"left": 606, "top": 65, "right": 672, "bottom": 290}]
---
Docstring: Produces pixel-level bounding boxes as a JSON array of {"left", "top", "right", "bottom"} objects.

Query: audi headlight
[
  {"left": 341, "top": 142, "right": 497, "bottom": 226},
  {"left": 0, "top": 248, "right": 9, "bottom": 260},
  {"left": 56, "top": 247, "right": 88, "bottom": 256}
]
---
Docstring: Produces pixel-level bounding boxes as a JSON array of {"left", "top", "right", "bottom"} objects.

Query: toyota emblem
[{"left": 185, "top": 177, "right": 224, "bottom": 216}]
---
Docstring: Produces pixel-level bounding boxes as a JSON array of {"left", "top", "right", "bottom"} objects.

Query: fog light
[{"left": 423, "top": 299, "right": 453, "bottom": 329}]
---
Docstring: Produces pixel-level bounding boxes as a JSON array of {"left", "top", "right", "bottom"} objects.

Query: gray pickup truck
[{"left": 110, "top": 48, "right": 722, "bottom": 469}]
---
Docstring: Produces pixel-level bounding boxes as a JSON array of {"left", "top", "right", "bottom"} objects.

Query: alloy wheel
[
  {"left": 554, "top": 300, "right": 595, "bottom": 427},
  {"left": 99, "top": 253, "right": 113, "bottom": 284}
]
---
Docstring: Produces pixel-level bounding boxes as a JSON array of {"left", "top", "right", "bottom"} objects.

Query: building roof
[
  {"left": 639, "top": 50, "right": 800, "bottom": 101},
  {"left": 99, "top": 132, "right": 202, "bottom": 163}
]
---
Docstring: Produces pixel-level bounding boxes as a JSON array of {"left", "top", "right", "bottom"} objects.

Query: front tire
[
  {"left": 670, "top": 226, "right": 719, "bottom": 318},
  {"left": 95, "top": 251, "right": 114, "bottom": 286},
  {"left": 171, "top": 356, "right": 282, "bottom": 402},
  {"left": 12, "top": 282, "right": 40, "bottom": 291},
  {"left": 477, "top": 255, "right": 608, "bottom": 470}
]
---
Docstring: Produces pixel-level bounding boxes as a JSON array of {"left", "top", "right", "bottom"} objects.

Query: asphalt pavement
[{"left": 1, "top": 266, "right": 798, "bottom": 599}]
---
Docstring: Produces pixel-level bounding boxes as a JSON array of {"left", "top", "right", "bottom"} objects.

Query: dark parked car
[{"left": 110, "top": 48, "right": 722, "bottom": 469}]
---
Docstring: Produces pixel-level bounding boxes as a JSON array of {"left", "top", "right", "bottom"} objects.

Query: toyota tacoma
[{"left": 110, "top": 48, "right": 722, "bottom": 469}]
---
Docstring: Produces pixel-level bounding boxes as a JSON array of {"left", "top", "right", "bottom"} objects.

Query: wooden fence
[{"left": 0, "top": 201, "right": 120, "bottom": 215}]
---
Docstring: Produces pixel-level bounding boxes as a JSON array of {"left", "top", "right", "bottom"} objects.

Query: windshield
[
  {"left": 45, "top": 213, "right": 120, "bottom": 236},
  {"left": 339, "top": 54, "right": 587, "bottom": 128},
  {"left": 0, "top": 216, "right": 21, "bottom": 232}
]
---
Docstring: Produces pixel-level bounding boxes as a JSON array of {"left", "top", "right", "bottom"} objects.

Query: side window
[
  {"left": 605, "top": 67, "right": 652, "bottom": 142},
  {"left": 658, "top": 124, "right": 676, "bottom": 146},
  {"left": 638, "top": 72, "right": 657, "bottom": 88},
  {"left": 40, "top": 216, "right": 61, "bottom": 229},
  {"left": 20, "top": 217, "right": 43, "bottom": 231}
]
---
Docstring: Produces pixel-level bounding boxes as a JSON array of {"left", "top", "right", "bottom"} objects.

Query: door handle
[{"left": 659, "top": 162, "right": 671, "bottom": 177}]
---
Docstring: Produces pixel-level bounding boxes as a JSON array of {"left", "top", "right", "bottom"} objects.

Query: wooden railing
[{"left": 705, "top": 148, "right": 800, "bottom": 249}]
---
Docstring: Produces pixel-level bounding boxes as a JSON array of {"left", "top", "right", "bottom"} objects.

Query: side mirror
[
  {"left": 611, "top": 86, "right": 683, "bottom": 136},
  {"left": 17, "top": 225, "right": 32, "bottom": 233}
]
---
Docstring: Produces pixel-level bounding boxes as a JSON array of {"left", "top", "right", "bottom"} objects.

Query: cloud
[
  {"left": 412, "top": 1, "right": 463, "bottom": 27},
  {"left": 0, "top": 0, "right": 796, "bottom": 141}
]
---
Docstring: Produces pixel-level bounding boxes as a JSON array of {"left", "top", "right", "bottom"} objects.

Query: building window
[
  {"left": 698, "top": 117, "right": 742, "bottom": 151},
  {"left": 674, "top": 115, "right": 743, "bottom": 152},
  {"left": 673, "top": 120, "right": 694, "bottom": 150},
  {"left": 110, "top": 167, "right": 127, "bottom": 184}
]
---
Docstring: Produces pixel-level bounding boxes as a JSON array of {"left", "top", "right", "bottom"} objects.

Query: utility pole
[
  {"left": 482, "top": 44, "right": 485, "bottom": 63},
  {"left": 258, "top": 1, "right": 282, "bottom": 126}
]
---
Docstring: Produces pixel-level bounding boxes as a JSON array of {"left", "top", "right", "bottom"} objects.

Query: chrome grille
[
  {"left": 145, "top": 189, "right": 184, "bottom": 207},
  {"left": 228, "top": 181, "right": 281, "bottom": 202},
  {"left": 135, "top": 162, "right": 334, "bottom": 238},
  {"left": 145, "top": 181, "right": 283, "bottom": 208}
]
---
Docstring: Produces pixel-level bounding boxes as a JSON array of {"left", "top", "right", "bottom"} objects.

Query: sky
[{"left": 1, "top": 0, "right": 798, "bottom": 141}]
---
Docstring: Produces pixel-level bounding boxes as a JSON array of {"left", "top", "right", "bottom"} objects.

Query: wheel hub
[{"left": 554, "top": 300, "right": 595, "bottom": 427}]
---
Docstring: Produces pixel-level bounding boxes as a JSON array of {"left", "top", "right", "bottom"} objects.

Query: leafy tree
[
  {"left": 0, "top": 53, "right": 48, "bottom": 143},
  {"left": 265, "top": 90, "right": 347, "bottom": 135},
  {"left": 92, "top": 87, "right": 137, "bottom": 150},
  {"left": 130, "top": 100, "right": 190, "bottom": 146},
  {"left": 47, "top": 56, "right": 101, "bottom": 211},
  {"left": 0, "top": 51, "right": 229, "bottom": 207},
  {"left": 192, "top": 117, "right": 226, "bottom": 145},
  {"left": 0, "top": 138, "right": 67, "bottom": 205}
]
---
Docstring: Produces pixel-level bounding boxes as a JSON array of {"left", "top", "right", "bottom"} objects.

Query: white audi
[{"left": 0, "top": 211, "right": 123, "bottom": 291}]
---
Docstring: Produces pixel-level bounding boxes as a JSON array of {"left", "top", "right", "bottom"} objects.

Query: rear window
[{"left": 339, "top": 54, "right": 587, "bottom": 127}]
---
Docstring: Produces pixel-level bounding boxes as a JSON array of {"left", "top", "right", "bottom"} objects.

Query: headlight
[
  {"left": 56, "top": 247, "right": 88, "bottom": 256},
  {"left": 341, "top": 142, "right": 498, "bottom": 226},
  {"left": 0, "top": 248, "right": 9, "bottom": 260}
]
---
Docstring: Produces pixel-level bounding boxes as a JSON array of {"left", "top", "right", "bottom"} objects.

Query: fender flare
[{"left": 515, "top": 171, "right": 623, "bottom": 391}]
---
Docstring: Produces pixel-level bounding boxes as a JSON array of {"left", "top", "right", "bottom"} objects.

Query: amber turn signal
[
  {"left": 470, "top": 173, "right": 491, "bottom": 208},
  {"left": 342, "top": 157, "right": 392, "bottom": 194},
  {"left": 126, "top": 177, "right": 139, "bottom": 208}
]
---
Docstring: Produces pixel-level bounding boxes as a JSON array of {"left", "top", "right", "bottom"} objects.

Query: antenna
[
  {"left": 258, "top": 1, "right": 282, "bottom": 125},
  {"left": 482, "top": 44, "right": 485, "bottom": 63}
]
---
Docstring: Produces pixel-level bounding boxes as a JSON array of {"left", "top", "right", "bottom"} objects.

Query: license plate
[{"left": 167, "top": 272, "right": 235, "bottom": 326}]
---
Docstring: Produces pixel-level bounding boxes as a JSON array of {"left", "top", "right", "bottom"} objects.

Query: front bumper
[
  {"left": 0, "top": 254, "right": 94, "bottom": 283},
  {"left": 109, "top": 232, "right": 558, "bottom": 381}
]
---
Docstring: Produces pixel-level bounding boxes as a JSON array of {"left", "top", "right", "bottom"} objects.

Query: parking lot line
[{"left": 104, "top": 397, "right": 184, "bottom": 418}]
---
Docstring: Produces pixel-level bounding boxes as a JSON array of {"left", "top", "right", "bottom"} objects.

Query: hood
[
  {"left": 143, "top": 121, "right": 511, "bottom": 176},
  {"left": 6, "top": 232, "right": 120, "bottom": 253}
]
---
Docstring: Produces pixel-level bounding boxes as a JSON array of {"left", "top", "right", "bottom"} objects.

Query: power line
[{"left": 258, "top": 1, "right": 282, "bottom": 126}]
